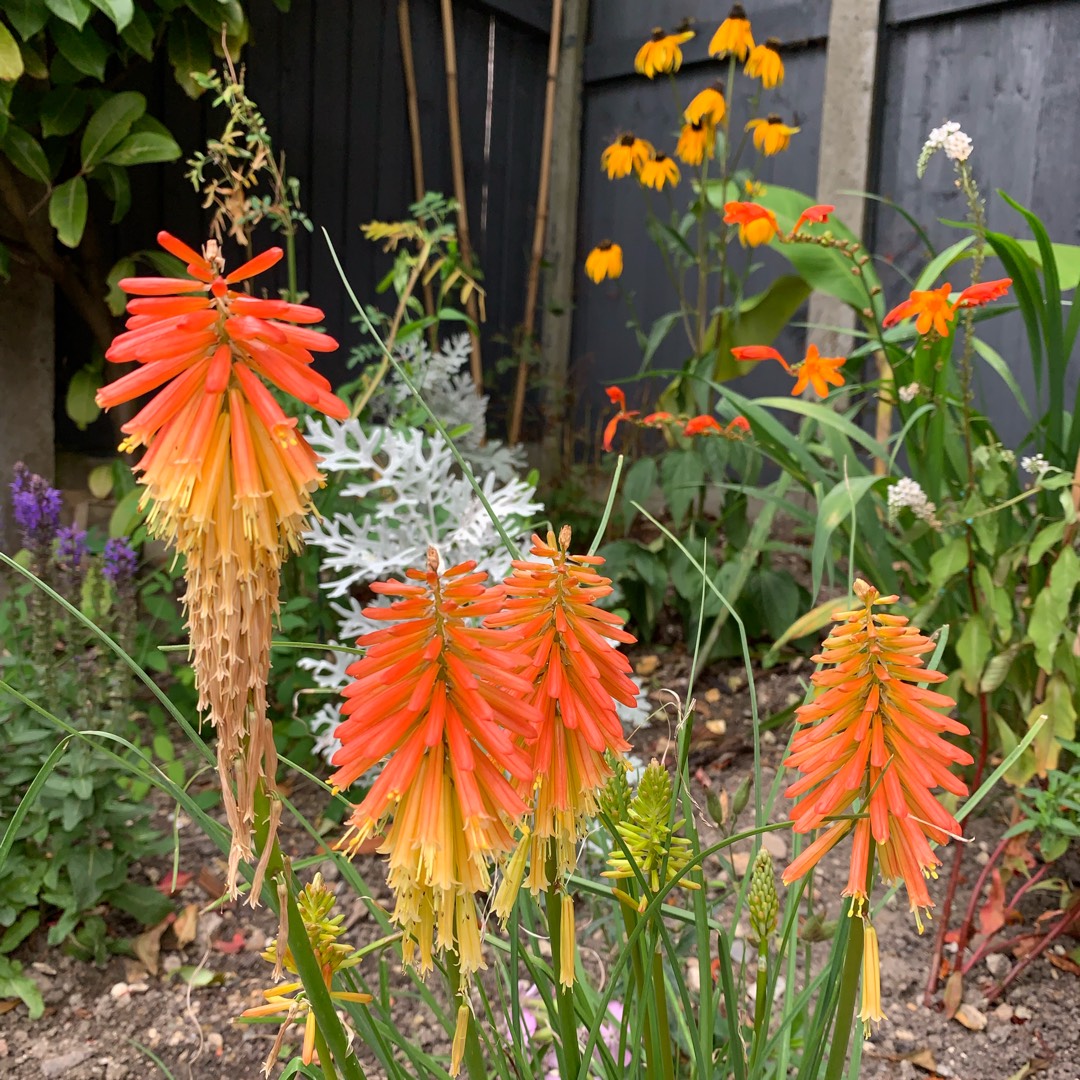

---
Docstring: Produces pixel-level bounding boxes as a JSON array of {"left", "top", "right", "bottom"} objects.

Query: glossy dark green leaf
[
  {"left": 39, "top": 85, "right": 87, "bottom": 137},
  {"left": 100, "top": 129, "right": 181, "bottom": 166},
  {"left": 44, "top": 0, "right": 92, "bottom": 29},
  {"left": 1, "top": 124, "right": 51, "bottom": 183},
  {"left": 51, "top": 17, "right": 108, "bottom": 80},
  {"left": 80, "top": 90, "right": 145, "bottom": 168},
  {"left": 0, "top": 22, "right": 25, "bottom": 80},
  {"left": 5, "top": 0, "right": 51, "bottom": 40},
  {"left": 88, "top": 0, "right": 134, "bottom": 30},
  {"left": 49, "top": 175, "right": 88, "bottom": 247}
]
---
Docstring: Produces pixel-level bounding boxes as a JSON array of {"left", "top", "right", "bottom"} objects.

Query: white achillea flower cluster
[
  {"left": 917, "top": 120, "right": 973, "bottom": 176},
  {"left": 887, "top": 477, "right": 941, "bottom": 529},
  {"left": 1021, "top": 453, "right": 1049, "bottom": 478},
  {"left": 898, "top": 382, "right": 921, "bottom": 404}
]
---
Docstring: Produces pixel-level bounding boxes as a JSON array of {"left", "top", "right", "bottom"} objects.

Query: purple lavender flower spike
[
  {"left": 55, "top": 526, "right": 89, "bottom": 574},
  {"left": 102, "top": 537, "right": 138, "bottom": 586},
  {"left": 10, "top": 466, "right": 62, "bottom": 550}
]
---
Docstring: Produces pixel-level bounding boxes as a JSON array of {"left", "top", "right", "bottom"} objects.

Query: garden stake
[{"left": 509, "top": 0, "right": 564, "bottom": 445}]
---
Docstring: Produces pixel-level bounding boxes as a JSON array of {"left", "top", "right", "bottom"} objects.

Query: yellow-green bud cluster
[
  {"left": 602, "top": 760, "right": 699, "bottom": 893},
  {"left": 598, "top": 753, "right": 633, "bottom": 824},
  {"left": 748, "top": 848, "right": 779, "bottom": 947},
  {"left": 262, "top": 872, "right": 361, "bottom": 977}
]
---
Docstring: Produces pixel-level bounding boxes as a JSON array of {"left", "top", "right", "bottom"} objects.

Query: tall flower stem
[
  {"left": 822, "top": 913, "right": 864, "bottom": 1080},
  {"left": 650, "top": 947, "right": 676, "bottom": 1080},
  {"left": 545, "top": 878, "right": 581, "bottom": 1080},
  {"left": 616, "top": 897, "right": 660, "bottom": 1076}
]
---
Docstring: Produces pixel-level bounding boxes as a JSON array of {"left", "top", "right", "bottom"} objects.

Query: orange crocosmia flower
[
  {"left": 726, "top": 415, "right": 751, "bottom": 434},
  {"left": 793, "top": 203, "right": 835, "bottom": 232},
  {"left": 723, "top": 201, "right": 780, "bottom": 247},
  {"left": 955, "top": 277, "right": 1012, "bottom": 308},
  {"left": 602, "top": 386, "right": 639, "bottom": 451},
  {"left": 642, "top": 411, "right": 676, "bottom": 425},
  {"left": 95, "top": 231, "right": 348, "bottom": 899},
  {"left": 882, "top": 282, "right": 955, "bottom": 337},
  {"left": 332, "top": 551, "right": 539, "bottom": 978},
  {"left": 731, "top": 344, "right": 793, "bottom": 372},
  {"left": 792, "top": 344, "right": 846, "bottom": 398},
  {"left": 683, "top": 415, "right": 722, "bottom": 436},
  {"left": 486, "top": 528, "right": 637, "bottom": 892},
  {"left": 781, "top": 580, "right": 972, "bottom": 929}
]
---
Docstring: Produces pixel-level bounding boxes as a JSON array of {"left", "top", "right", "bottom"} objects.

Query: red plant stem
[
  {"left": 985, "top": 900, "right": 1080, "bottom": 1003},
  {"left": 954, "top": 834, "right": 1011, "bottom": 954},
  {"left": 1007, "top": 863, "right": 1051, "bottom": 911}
]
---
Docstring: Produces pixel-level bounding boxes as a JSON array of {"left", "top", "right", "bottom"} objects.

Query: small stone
[
  {"left": 206, "top": 1032, "right": 224, "bottom": 1054},
  {"left": 726, "top": 675, "right": 744, "bottom": 693},
  {"left": 1013, "top": 1005, "right": 1032, "bottom": 1021},
  {"left": 761, "top": 730, "right": 777, "bottom": 746},
  {"left": 761, "top": 832, "right": 788, "bottom": 860},
  {"left": 985, "top": 953, "right": 1009, "bottom": 978},
  {"left": 244, "top": 927, "right": 268, "bottom": 953},
  {"left": 634, "top": 655, "right": 660, "bottom": 677},
  {"left": 42, "top": 1049, "right": 94, "bottom": 1078},
  {"left": 705, "top": 719, "right": 727, "bottom": 736},
  {"left": 705, "top": 688, "right": 721, "bottom": 704},
  {"left": 992, "top": 1003, "right": 1013, "bottom": 1022},
  {"left": 105, "top": 1062, "right": 130, "bottom": 1080},
  {"left": 894, "top": 1028, "right": 917, "bottom": 1044},
  {"left": 974, "top": 849, "right": 990, "bottom": 866},
  {"left": 110, "top": 982, "right": 131, "bottom": 1000},
  {"left": 953, "top": 1003, "right": 987, "bottom": 1031},
  {"left": 731, "top": 852, "right": 751, "bottom": 878}
]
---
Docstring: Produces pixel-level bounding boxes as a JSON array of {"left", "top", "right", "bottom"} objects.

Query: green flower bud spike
[
  {"left": 603, "top": 760, "right": 700, "bottom": 893},
  {"left": 748, "top": 847, "right": 780, "bottom": 947}
]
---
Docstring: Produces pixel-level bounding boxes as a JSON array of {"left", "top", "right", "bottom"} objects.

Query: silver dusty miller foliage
[{"left": 300, "top": 336, "right": 542, "bottom": 760}]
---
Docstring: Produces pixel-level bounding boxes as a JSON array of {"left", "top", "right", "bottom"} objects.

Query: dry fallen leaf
[
  {"left": 0, "top": 1001, "right": 18, "bottom": 1017},
  {"left": 173, "top": 903, "right": 199, "bottom": 948},
  {"left": 133, "top": 917, "right": 172, "bottom": 976},
  {"left": 953, "top": 1002, "right": 988, "bottom": 1031},
  {"left": 634, "top": 654, "right": 660, "bottom": 677},
  {"left": 156, "top": 869, "right": 193, "bottom": 895},
  {"left": 212, "top": 931, "right": 246, "bottom": 955},
  {"left": 942, "top": 969, "right": 963, "bottom": 1019},
  {"left": 1046, "top": 952, "right": 1080, "bottom": 977},
  {"left": 196, "top": 867, "right": 226, "bottom": 900},
  {"left": 903, "top": 1047, "right": 939, "bottom": 1073}
]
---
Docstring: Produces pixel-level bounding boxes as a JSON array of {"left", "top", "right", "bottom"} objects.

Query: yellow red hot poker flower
[
  {"left": 487, "top": 528, "right": 638, "bottom": 893},
  {"left": 331, "top": 551, "right": 539, "bottom": 979},
  {"left": 96, "top": 231, "right": 348, "bottom": 899},
  {"left": 781, "top": 580, "right": 973, "bottom": 931}
]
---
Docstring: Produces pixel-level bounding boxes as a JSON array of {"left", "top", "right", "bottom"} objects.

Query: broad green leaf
[
  {"left": 1031, "top": 674, "right": 1076, "bottom": 777},
  {"left": 48, "top": 175, "right": 88, "bottom": 247},
  {"left": 186, "top": 0, "right": 246, "bottom": 37},
  {"left": 109, "top": 487, "right": 144, "bottom": 537},
  {"left": 100, "top": 130, "right": 181, "bottom": 166},
  {"left": 955, "top": 614, "right": 992, "bottom": 694},
  {"left": 1, "top": 125, "right": 50, "bottom": 183},
  {"left": 107, "top": 883, "right": 173, "bottom": 925},
  {"left": 639, "top": 310, "right": 682, "bottom": 370},
  {"left": 5, "top": 0, "right": 50, "bottom": 39},
  {"left": 762, "top": 592, "right": 855, "bottom": 667},
  {"left": 710, "top": 275, "right": 812, "bottom": 382},
  {"left": 120, "top": 5, "right": 154, "bottom": 59},
  {"left": 810, "top": 474, "right": 880, "bottom": 600},
  {"left": 0, "top": 240, "right": 10, "bottom": 281},
  {"left": 980, "top": 644, "right": 1023, "bottom": 694},
  {"left": 0, "top": 963, "right": 45, "bottom": 1019},
  {"left": 18, "top": 43, "right": 48, "bottom": 79},
  {"left": 621, "top": 457, "right": 657, "bottom": 530},
  {"left": 1014, "top": 239, "right": 1080, "bottom": 293},
  {"left": 928, "top": 536, "right": 968, "bottom": 590},
  {"left": 1029, "top": 520, "right": 1066, "bottom": 566},
  {"left": 913, "top": 236, "right": 976, "bottom": 291},
  {"left": 104, "top": 255, "right": 135, "bottom": 314},
  {"left": 89, "top": 0, "right": 133, "bottom": 30},
  {"left": 994, "top": 713, "right": 1035, "bottom": 786},
  {"left": 64, "top": 361, "right": 102, "bottom": 427},
  {"left": 51, "top": 18, "right": 108, "bottom": 80},
  {"left": 81, "top": 90, "right": 146, "bottom": 168},
  {"left": 754, "top": 184, "right": 883, "bottom": 316},
  {"left": 1028, "top": 547, "right": 1080, "bottom": 671},
  {"left": 167, "top": 13, "right": 212, "bottom": 98},
  {"left": 659, "top": 449, "right": 704, "bottom": 527},
  {"left": 0, "top": 23, "right": 24, "bottom": 80},
  {"left": 44, "top": 0, "right": 91, "bottom": 28},
  {"left": 87, "top": 462, "right": 114, "bottom": 498},
  {"left": 39, "top": 86, "right": 88, "bottom": 138},
  {"left": 93, "top": 161, "right": 131, "bottom": 222}
]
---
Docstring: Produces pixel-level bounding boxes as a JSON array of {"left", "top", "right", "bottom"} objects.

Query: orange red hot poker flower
[
  {"left": 96, "top": 232, "right": 348, "bottom": 899},
  {"left": 781, "top": 580, "right": 973, "bottom": 930},
  {"left": 332, "top": 552, "right": 540, "bottom": 978},
  {"left": 486, "top": 528, "right": 638, "bottom": 892}
]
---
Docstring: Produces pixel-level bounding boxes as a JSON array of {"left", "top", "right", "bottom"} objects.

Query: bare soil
[{"left": 2, "top": 648, "right": 1078, "bottom": 1080}]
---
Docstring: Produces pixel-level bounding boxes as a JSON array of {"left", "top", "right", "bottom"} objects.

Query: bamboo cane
[
  {"left": 439, "top": 0, "right": 484, "bottom": 395},
  {"left": 397, "top": 0, "right": 437, "bottom": 330},
  {"left": 508, "top": 0, "right": 564, "bottom": 446}
]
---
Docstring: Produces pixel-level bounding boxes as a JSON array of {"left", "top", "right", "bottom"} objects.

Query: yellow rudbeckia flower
[
  {"left": 676, "top": 120, "right": 714, "bottom": 166},
  {"left": 585, "top": 241, "right": 624, "bottom": 283},
  {"left": 709, "top": 4, "right": 753, "bottom": 60},
  {"left": 639, "top": 153, "right": 680, "bottom": 190},
  {"left": 601, "top": 133, "right": 654, "bottom": 178},
  {"left": 745, "top": 37, "right": 784, "bottom": 88},
  {"left": 746, "top": 114, "right": 799, "bottom": 155},
  {"left": 685, "top": 83, "right": 726, "bottom": 126},
  {"left": 635, "top": 25, "right": 692, "bottom": 78}
]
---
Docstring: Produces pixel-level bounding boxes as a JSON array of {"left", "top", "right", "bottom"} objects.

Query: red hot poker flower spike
[
  {"left": 332, "top": 551, "right": 540, "bottom": 979},
  {"left": 487, "top": 527, "right": 638, "bottom": 891},
  {"left": 782, "top": 580, "right": 972, "bottom": 930}
]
